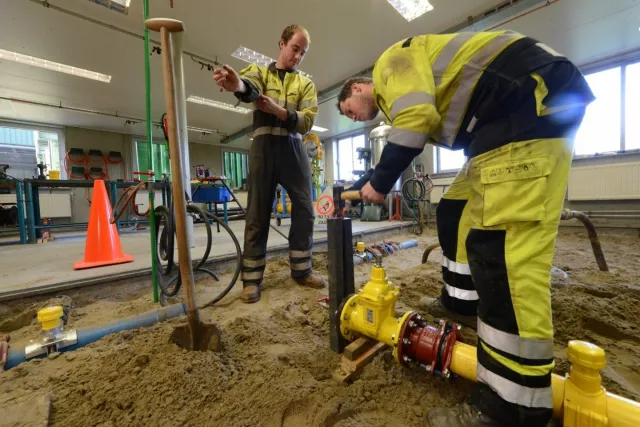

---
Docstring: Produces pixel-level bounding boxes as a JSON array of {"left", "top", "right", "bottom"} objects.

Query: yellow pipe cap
[
  {"left": 357, "top": 242, "right": 365, "bottom": 253},
  {"left": 37, "top": 306, "right": 64, "bottom": 331},
  {"left": 568, "top": 340, "right": 606, "bottom": 370}
]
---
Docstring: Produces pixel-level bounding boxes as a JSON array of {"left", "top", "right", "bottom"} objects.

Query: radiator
[
  {"left": 0, "top": 193, "right": 72, "bottom": 218},
  {"left": 568, "top": 162, "right": 640, "bottom": 201},
  {"left": 429, "top": 177, "right": 455, "bottom": 204}
]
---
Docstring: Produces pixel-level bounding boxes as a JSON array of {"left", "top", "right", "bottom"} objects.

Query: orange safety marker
[{"left": 73, "top": 179, "right": 134, "bottom": 270}]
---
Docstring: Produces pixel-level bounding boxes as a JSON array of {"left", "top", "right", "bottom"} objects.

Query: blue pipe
[
  {"left": 352, "top": 239, "right": 419, "bottom": 265},
  {"left": 5, "top": 303, "right": 186, "bottom": 370}
]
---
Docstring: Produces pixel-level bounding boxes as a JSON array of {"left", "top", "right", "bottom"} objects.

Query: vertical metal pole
[
  {"left": 16, "top": 180, "right": 26, "bottom": 244},
  {"left": 32, "top": 186, "right": 42, "bottom": 240},
  {"left": 327, "top": 217, "right": 355, "bottom": 353},
  {"left": 25, "top": 181, "right": 35, "bottom": 243},
  {"left": 143, "top": 0, "right": 160, "bottom": 303}
]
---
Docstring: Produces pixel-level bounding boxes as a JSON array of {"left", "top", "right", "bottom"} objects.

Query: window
[
  {"left": 223, "top": 151, "right": 249, "bottom": 189},
  {"left": 574, "top": 59, "right": 640, "bottom": 156},
  {"left": 135, "top": 141, "right": 170, "bottom": 182},
  {"left": 436, "top": 147, "right": 466, "bottom": 173},
  {"left": 0, "top": 126, "right": 61, "bottom": 179},
  {"left": 574, "top": 67, "right": 621, "bottom": 156},
  {"left": 333, "top": 134, "right": 365, "bottom": 182},
  {"left": 625, "top": 61, "right": 640, "bottom": 150}
]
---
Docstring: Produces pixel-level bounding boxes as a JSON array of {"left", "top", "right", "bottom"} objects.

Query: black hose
[{"left": 153, "top": 202, "right": 241, "bottom": 305}]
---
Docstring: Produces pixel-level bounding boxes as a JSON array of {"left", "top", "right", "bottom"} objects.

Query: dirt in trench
[{"left": 0, "top": 227, "right": 639, "bottom": 426}]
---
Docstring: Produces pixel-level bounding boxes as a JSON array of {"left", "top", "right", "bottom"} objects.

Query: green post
[{"left": 144, "top": 0, "right": 160, "bottom": 303}]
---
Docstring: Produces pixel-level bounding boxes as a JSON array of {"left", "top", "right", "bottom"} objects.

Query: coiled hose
[
  {"left": 400, "top": 176, "right": 434, "bottom": 236},
  {"left": 154, "top": 202, "right": 241, "bottom": 309}
]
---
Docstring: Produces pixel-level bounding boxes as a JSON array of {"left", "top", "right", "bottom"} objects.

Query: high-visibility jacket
[
  {"left": 237, "top": 62, "right": 318, "bottom": 141},
  {"left": 372, "top": 30, "right": 586, "bottom": 151}
]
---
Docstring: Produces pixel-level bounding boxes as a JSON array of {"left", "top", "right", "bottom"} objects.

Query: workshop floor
[
  {"left": 0, "top": 218, "right": 414, "bottom": 301},
  {"left": 0, "top": 227, "right": 638, "bottom": 426}
]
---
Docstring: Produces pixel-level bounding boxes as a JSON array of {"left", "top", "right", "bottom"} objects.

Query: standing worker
[
  {"left": 213, "top": 25, "right": 325, "bottom": 304},
  {"left": 336, "top": 31, "right": 594, "bottom": 427}
]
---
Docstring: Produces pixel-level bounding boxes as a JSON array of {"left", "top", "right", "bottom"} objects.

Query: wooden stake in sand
[{"left": 144, "top": 18, "right": 200, "bottom": 344}]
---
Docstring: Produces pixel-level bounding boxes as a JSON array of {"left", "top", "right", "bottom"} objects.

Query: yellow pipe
[
  {"left": 340, "top": 264, "right": 640, "bottom": 426},
  {"left": 276, "top": 203, "right": 292, "bottom": 214}
]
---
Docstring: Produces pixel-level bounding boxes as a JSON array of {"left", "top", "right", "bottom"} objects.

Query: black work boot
[
  {"left": 294, "top": 272, "right": 326, "bottom": 289},
  {"left": 418, "top": 297, "right": 477, "bottom": 329},
  {"left": 426, "top": 402, "right": 502, "bottom": 427},
  {"left": 241, "top": 284, "right": 261, "bottom": 303}
]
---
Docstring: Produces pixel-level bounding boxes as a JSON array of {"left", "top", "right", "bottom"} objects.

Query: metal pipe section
[
  {"left": 560, "top": 209, "right": 609, "bottom": 271},
  {"left": 353, "top": 239, "right": 419, "bottom": 265},
  {"left": 5, "top": 304, "right": 186, "bottom": 370},
  {"left": 143, "top": 0, "right": 160, "bottom": 304},
  {"left": 171, "top": 31, "right": 195, "bottom": 248}
]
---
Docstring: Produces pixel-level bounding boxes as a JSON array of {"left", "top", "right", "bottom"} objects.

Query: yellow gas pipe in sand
[{"left": 339, "top": 259, "right": 640, "bottom": 427}]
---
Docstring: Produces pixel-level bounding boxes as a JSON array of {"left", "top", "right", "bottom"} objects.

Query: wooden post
[{"left": 145, "top": 19, "right": 200, "bottom": 341}]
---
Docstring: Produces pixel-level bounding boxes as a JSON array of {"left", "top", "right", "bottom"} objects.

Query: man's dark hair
[{"left": 336, "top": 77, "right": 373, "bottom": 114}]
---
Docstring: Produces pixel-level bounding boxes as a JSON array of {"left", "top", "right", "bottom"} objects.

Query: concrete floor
[{"left": 0, "top": 218, "right": 413, "bottom": 301}]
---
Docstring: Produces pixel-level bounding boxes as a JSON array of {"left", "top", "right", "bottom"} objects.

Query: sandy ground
[{"left": 0, "top": 227, "right": 639, "bottom": 426}]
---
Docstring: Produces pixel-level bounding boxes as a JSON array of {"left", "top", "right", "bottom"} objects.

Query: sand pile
[{"left": 1, "top": 229, "right": 639, "bottom": 426}]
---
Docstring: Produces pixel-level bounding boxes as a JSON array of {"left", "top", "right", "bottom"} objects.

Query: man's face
[
  {"left": 279, "top": 32, "right": 309, "bottom": 69},
  {"left": 340, "top": 84, "right": 379, "bottom": 122}
]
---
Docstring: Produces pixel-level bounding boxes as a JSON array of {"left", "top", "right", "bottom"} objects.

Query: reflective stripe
[
  {"left": 291, "top": 260, "right": 312, "bottom": 271},
  {"left": 299, "top": 100, "right": 317, "bottom": 110},
  {"left": 253, "top": 126, "right": 302, "bottom": 139},
  {"left": 390, "top": 92, "right": 436, "bottom": 120},
  {"left": 241, "top": 271, "right": 263, "bottom": 281},
  {"left": 266, "top": 95, "right": 286, "bottom": 107},
  {"left": 440, "top": 31, "right": 521, "bottom": 146},
  {"left": 295, "top": 111, "right": 306, "bottom": 133},
  {"left": 477, "top": 364, "right": 553, "bottom": 409},
  {"left": 441, "top": 255, "right": 471, "bottom": 275},
  {"left": 478, "top": 318, "right": 554, "bottom": 360},
  {"left": 243, "top": 258, "right": 266, "bottom": 268},
  {"left": 444, "top": 282, "right": 479, "bottom": 301},
  {"left": 432, "top": 32, "right": 476, "bottom": 87},
  {"left": 290, "top": 250, "right": 311, "bottom": 258},
  {"left": 388, "top": 128, "right": 428, "bottom": 149}
]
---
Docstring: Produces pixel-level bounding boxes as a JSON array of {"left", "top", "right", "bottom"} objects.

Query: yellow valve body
[
  {"left": 37, "top": 306, "right": 63, "bottom": 331},
  {"left": 340, "top": 265, "right": 413, "bottom": 356},
  {"left": 356, "top": 242, "right": 365, "bottom": 253},
  {"left": 276, "top": 203, "right": 292, "bottom": 214}
]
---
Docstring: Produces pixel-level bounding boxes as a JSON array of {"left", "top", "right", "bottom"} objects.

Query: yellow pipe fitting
[
  {"left": 340, "top": 265, "right": 414, "bottom": 351},
  {"left": 37, "top": 306, "right": 63, "bottom": 331},
  {"left": 276, "top": 203, "right": 292, "bottom": 214}
]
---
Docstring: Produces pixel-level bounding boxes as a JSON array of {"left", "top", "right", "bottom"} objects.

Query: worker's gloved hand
[
  {"left": 341, "top": 200, "right": 351, "bottom": 217},
  {"left": 361, "top": 182, "right": 385, "bottom": 204},
  {"left": 256, "top": 95, "right": 285, "bottom": 117},
  {"left": 213, "top": 64, "right": 243, "bottom": 93}
]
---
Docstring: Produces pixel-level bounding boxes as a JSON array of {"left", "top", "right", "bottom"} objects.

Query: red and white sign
[{"left": 316, "top": 195, "right": 334, "bottom": 216}]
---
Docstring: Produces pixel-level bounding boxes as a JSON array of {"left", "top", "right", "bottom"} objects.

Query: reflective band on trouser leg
[
  {"left": 253, "top": 126, "right": 303, "bottom": 140},
  {"left": 290, "top": 250, "right": 312, "bottom": 279},
  {"left": 466, "top": 137, "right": 576, "bottom": 426},
  {"left": 436, "top": 165, "right": 478, "bottom": 316},
  {"left": 241, "top": 256, "right": 265, "bottom": 286},
  {"left": 439, "top": 31, "right": 522, "bottom": 146}
]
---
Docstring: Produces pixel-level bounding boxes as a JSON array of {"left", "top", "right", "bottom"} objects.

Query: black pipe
[
  {"left": 560, "top": 209, "right": 609, "bottom": 272},
  {"left": 421, "top": 242, "right": 441, "bottom": 264}
]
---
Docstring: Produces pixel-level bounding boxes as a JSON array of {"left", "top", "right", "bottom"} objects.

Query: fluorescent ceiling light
[
  {"left": 311, "top": 126, "right": 328, "bottom": 133},
  {"left": 0, "top": 48, "right": 111, "bottom": 83},
  {"left": 187, "top": 126, "right": 215, "bottom": 134},
  {"left": 387, "top": 0, "right": 434, "bottom": 22},
  {"left": 187, "top": 96, "right": 252, "bottom": 114},
  {"left": 89, "top": 0, "right": 131, "bottom": 15},
  {"left": 231, "top": 46, "right": 313, "bottom": 80}
]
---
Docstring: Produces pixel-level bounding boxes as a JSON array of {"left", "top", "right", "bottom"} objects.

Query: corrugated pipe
[
  {"left": 353, "top": 239, "right": 418, "bottom": 265},
  {"left": 560, "top": 209, "right": 609, "bottom": 272},
  {"left": 5, "top": 303, "right": 186, "bottom": 370}
]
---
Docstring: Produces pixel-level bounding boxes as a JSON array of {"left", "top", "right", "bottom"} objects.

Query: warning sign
[
  {"left": 316, "top": 195, "right": 334, "bottom": 216},
  {"left": 314, "top": 187, "right": 335, "bottom": 226}
]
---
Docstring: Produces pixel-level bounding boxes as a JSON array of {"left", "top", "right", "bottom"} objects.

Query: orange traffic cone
[{"left": 73, "top": 179, "right": 134, "bottom": 270}]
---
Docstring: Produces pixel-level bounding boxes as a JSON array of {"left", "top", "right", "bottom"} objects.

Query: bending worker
[
  {"left": 337, "top": 31, "right": 594, "bottom": 427},
  {"left": 214, "top": 24, "right": 325, "bottom": 304}
]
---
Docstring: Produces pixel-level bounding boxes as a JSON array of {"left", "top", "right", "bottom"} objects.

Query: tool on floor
[{"left": 146, "top": 17, "right": 207, "bottom": 350}]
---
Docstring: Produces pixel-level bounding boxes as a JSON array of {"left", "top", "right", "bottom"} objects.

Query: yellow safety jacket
[
  {"left": 372, "top": 30, "right": 587, "bottom": 152},
  {"left": 238, "top": 63, "right": 318, "bottom": 141}
]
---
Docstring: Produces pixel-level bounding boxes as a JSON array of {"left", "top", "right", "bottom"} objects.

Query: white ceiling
[{"left": 1, "top": 0, "right": 639, "bottom": 148}]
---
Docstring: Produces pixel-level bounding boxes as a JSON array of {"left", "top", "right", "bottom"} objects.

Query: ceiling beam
[{"left": 221, "top": 0, "right": 550, "bottom": 144}]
